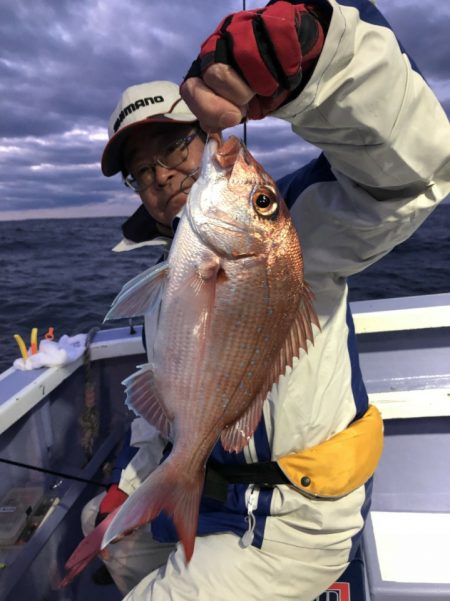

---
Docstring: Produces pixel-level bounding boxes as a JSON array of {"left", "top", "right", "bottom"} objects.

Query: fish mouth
[
  {"left": 187, "top": 135, "right": 267, "bottom": 258},
  {"left": 199, "top": 135, "right": 221, "bottom": 180}
]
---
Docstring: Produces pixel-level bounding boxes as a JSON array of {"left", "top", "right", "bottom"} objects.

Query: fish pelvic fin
[
  {"left": 60, "top": 509, "right": 119, "bottom": 587},
  {"left": 123, "top": 363, "right": 171, "bottom": 439},
  {"left": 102, "top": 459, "right": 203, "bottom": 563},
  {"left": 104, "top": 261, "right": 168, "bottom": 321}
]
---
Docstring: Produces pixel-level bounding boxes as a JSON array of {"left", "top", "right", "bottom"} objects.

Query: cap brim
[{"left": 101, "top": 113, "right": 197, "bottom": 177}]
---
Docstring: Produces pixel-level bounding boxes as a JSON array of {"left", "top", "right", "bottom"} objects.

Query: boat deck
[{"left": 0, "top": 293, "right": 449, "bottom": 600}]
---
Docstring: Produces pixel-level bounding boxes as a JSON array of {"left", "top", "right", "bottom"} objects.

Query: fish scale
[{"left": 158, "top": 222, "right": 269, "bottom": 425}]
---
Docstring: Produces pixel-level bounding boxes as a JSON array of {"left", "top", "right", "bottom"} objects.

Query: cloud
[
  {"left": 0, "top": 0, "right": 248, "bottom": 218},
  {"left": 0, "top": 0, "right": 448, "bottom": 219},
  {"left": 379, "top": 0, "right": 450, "bottom": 82}
]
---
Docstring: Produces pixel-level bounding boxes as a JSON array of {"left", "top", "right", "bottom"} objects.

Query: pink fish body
[{"left": 63, "top": 136, "right": 318, "bottom": 580}]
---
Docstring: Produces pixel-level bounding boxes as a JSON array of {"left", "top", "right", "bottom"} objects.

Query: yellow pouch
[{"left": 277, "top": 404, "right": 384, "bottom": 499}]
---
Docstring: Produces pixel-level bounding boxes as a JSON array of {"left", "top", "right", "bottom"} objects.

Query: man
[
  {"left": 80, "top": 82, "right": 207, "bottom": 594},
  {"left": 103, "top": 80, "right": 206, "bottom": 236},
  {"left": 92, "top": 1, "right": 449, "bottom": 599}
]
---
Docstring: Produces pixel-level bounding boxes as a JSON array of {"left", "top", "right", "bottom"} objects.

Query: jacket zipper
[{"left": 240, "top": 485, "right": 258, "bottom": 548}]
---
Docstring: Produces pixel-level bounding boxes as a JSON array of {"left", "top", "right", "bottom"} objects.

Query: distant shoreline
[
  {"left": 0, "top": 214, "right": 130, "bottom": 223},
  {"left": 1, "top": 198, "right": 449, "bottom": 223},
  {"left": 0, "top": 202, "right": 140, "bottom": 223}
]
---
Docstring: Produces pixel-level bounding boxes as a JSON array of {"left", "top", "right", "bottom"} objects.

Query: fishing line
[
  {"left": 0, "top": 457, "right": 108, "bottom": 488},
  {"left": 243, "top": 0, "right": 247, "bottom": 146}
]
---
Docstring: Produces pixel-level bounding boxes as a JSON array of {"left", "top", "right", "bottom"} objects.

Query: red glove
[
  {"left": 95, "top": 484, "right": 128, "bottom": 526},
  {"left": 184, "top": 1, "right": 329, "bottom": 120}
]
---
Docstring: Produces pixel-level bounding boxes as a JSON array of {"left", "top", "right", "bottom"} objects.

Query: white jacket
[{"left": 122, "top": 0, "right": 450, "bottom": 568}]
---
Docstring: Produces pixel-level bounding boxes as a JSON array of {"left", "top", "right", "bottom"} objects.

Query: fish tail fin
[
  {"left": 60, "top": 509, "right": 119, "bottom": 587},
  {"left": 170, "top": 468, "right": 204, "bottom": 562},
  {"left": 102, "top": 459, "right": 203, "bottom": 563}
]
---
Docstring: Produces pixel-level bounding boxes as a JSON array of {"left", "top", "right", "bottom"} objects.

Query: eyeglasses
[{"left": 123, "top": 130, "right": 198, "bottom": 193}]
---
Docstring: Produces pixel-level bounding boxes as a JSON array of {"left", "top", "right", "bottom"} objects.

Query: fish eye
[{"left": 252, "top": 187, "right": 279, "bottom": 218}]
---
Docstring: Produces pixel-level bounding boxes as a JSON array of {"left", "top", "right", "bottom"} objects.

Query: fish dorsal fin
[
  {"left": 104, "top": 261, "right": 168, "bottom": 321},
  {"left": 122, "top": 364, "right": 171, "bottom": 439},
  {"left": 221, "top": 282, "right": 320, "bottom": 454},
  {"left": 220, "top": 388, "right": 267, "bottom": 453},
  {"left": 272, "top": 281, "right": 319, "bottom": 378}
]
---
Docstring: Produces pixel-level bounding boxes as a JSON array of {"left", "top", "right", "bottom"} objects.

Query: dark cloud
[
  {"left": 0, "top": 0, "right": 448, "bottom": 218},
  {"left": 0, "top": 0, "right": 247, "bottom": 217},
  {"left": 379, "top": 0, "right": 450, "bottom": 81}
]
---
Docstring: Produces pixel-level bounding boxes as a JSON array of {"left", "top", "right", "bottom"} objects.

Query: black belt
[{"left": 204, "top": 460, "right": 290, "bottom": 502}]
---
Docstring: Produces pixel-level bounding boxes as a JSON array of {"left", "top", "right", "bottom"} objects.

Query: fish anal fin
[
  {"left": 102, "top": 459, "right": 203, "bottom": 564},
  {"left": 123, "top": 364, "right": 171, "bottom": 439},
  {"left": 105, "top": 261, "right": 168, "bottom": 321}
]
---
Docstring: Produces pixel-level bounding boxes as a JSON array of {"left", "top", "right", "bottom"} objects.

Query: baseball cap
[{"left": 101, "top": 81, "right": 197, "bottom": 176}]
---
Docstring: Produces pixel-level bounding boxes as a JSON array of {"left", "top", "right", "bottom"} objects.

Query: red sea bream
[{"left": 63, "top": 135, "right": 319, "bottom": 580}]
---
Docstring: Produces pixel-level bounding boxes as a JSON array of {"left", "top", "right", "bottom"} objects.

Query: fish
[
  {"left": 60, "top": 509, "right": 119, "bottom": 588},
  {"left": 62, "top": 135, "right": 319, "bottom": 582}
]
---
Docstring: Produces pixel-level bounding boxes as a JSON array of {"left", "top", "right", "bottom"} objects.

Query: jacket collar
[{"left": 112, "top": 204, "right": 179, "bottom": 253}]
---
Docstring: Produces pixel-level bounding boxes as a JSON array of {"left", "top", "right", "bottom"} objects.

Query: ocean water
[{"left": 1, "top": 205, "right": 449, "bottom": 375}]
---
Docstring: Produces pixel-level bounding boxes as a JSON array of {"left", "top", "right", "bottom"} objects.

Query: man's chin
[{"left": 164, "top": 193, "right": 188, "bottom": 223}]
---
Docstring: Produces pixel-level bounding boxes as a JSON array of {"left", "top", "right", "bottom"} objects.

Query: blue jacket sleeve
[{"left": 109, "top": 429, "right": 139, "bottom": 485}]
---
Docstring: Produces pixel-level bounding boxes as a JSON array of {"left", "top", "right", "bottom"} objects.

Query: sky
[{"left": 0, "top": 0, "right": 448, "bottom": 221}]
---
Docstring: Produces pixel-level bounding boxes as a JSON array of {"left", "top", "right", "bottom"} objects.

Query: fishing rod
[{"left": 0, "top": 457, "right": 108, "bottom": 488}]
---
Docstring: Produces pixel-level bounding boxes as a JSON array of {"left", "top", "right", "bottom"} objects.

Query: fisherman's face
[{"left": 123, "top": 123, "right": 205, "bottom": 227}]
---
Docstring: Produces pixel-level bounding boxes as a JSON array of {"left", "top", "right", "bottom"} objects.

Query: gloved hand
[
  {"left": 95, "top": 484, "right": 128, "bottom": 526},
  {"left": 181, "top": 1, "right": 329, "bottom": 131}
]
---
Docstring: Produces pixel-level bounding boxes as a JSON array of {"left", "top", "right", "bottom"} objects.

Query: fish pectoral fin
[
  {"left": 221, "top": 389, "right": 266, "bottom": 453},
  {"left": 123, "top": 364, "right": 171, "bottom": 439},
  {"left": 104, "top": 261, "right": 169, "bottom": 321},
  {"left": 177, "top": 257, "right": 221, "bottom": 297}
]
